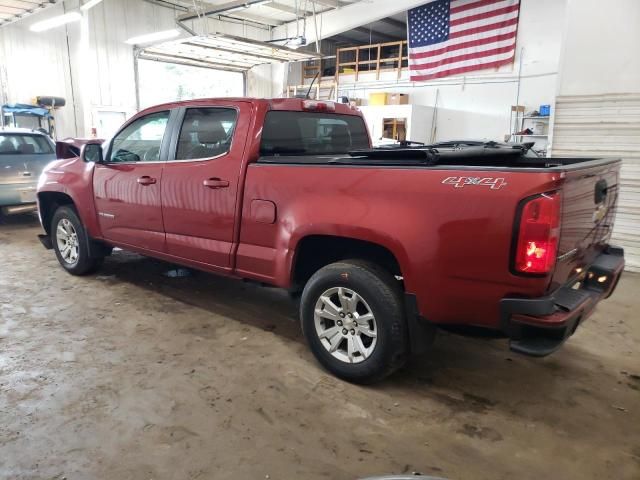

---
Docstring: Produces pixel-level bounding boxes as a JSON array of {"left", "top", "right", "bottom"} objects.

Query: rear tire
[
  {"left": 300, "top": 260, "right": 408, "bottom": 383},
  {"left": 51, "top": 206, "right": 103, "bottom": 275}
]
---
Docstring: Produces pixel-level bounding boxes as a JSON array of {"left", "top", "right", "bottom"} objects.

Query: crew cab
[{"left": 36, "top": 98, "right": 624, "bottom": 383}]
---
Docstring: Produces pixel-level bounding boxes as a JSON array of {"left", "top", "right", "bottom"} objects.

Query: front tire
[
  {"left": 300, "top": 260, "right": 408, "bottom": 383},
  {"left": 51, "top": 206, "right": 103, "bottom": 275}
]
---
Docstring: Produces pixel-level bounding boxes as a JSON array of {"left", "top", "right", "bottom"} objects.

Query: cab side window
[
  {"left": 176, "top": 108, "right": 237, "bottom": 160},
  {"left": 109, "top": 111, "right": 170, "bottom": 163}
]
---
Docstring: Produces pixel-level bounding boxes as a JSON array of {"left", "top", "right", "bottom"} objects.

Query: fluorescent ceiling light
[
  {"left": 125, "top": 29, "right": 180, "bottom": 45},
  {"left": 29, "top": 12, "right": 82, "bottom": 32},
  {"left": 81, "top": 0, "right": 105, "bottom": 11}
]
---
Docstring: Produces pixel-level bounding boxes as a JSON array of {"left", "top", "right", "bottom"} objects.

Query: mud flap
[{"left": 404, "top": 293, "right": 437, "bottom": 355}]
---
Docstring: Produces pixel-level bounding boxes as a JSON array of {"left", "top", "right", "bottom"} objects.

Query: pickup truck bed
[{"left": 36, "top": 98, "right": 624, "bottom": 383}]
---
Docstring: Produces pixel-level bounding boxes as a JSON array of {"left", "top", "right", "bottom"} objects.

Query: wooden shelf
[{"left": 336, "top": 40, "right": 408, "bottom": 81}]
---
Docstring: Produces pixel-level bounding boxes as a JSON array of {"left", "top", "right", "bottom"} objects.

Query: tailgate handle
[{"left": 595, "top": 179, "right": 608, "bottom": 204}]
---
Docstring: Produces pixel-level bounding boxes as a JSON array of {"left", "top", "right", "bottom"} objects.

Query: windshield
[
  {"left": 0, "top": 134, "right": 53, "bottom": 155},
  {"left": 260, "top": 111, "right": 370, "bottom": 156}
]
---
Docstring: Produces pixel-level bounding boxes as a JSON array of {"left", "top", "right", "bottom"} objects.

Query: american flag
[{"left": 407, "top": 0, "right": 520, "bottom": 81}]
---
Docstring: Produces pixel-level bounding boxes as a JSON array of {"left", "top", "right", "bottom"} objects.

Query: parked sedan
[{"left": 0, "top": 128, "right": 56, "bottom": 215}]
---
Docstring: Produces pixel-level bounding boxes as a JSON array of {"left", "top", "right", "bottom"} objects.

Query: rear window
[
  {"left": 0, "top": 134, "right": 53, "bottom": 155},
  {"left": 260, "top": 111, "right": 369, "bottom": 156}
]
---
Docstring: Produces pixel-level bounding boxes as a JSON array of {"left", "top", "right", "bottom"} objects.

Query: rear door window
[
  {"left": 175, "top": 108, "right": 238, "bottom": 160},
  {"left": 0, "top": 134, "right": 53, "bottom": 155},
  {"left": 260, "top": 111, "right": 369, "bottom": 156}
]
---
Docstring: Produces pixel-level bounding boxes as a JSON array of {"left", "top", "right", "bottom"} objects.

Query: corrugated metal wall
[
  {"left": 551, "top": 93, "right": 640, "bottom": 272},
  {"left": 0, "top": 3, "right": 76, "bottom": 136}
]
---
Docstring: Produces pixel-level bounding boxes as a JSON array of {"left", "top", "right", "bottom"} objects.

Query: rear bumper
[
  {"left": 0, "top": 183, "right": 38, "bottom": 214},
  {"left": 500, "top": 246, "right": 624, "bottom": 357},
  {"left": 0, "top": 182, "right": 37, "bottom": 203}
]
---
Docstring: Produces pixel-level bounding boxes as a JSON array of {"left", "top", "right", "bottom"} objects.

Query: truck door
[
  {"left": 161, "top": 103, "right": 252, "bottom": 269},
  {"left": 93, "top": 110, "right": 171, "bottom": 252}
]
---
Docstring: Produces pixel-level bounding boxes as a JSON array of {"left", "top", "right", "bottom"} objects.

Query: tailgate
[
  {"left": 0, "top": 153, "right": 55, "bottom": 183},
  {"left": 551, "top": 159, "right": 621, "bottom": 289}
]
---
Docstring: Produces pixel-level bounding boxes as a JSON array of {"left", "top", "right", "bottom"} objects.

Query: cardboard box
[
  {"left": 369, "top": 93, "right": 387, "bottom": 106},
  {"left": 387, "top": 93, "right": 409, "bottom": 105}
]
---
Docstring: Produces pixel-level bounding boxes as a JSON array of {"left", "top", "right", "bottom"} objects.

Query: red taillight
[
  {"left": 302, "top": 100, "right": 336, "bottom": 112},
  {"left": 514, "top": 192, "right": 561, "bottom": 274}
]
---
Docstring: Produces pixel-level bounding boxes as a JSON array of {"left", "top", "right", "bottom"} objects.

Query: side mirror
[{"left": 81, "top": 142, "right": 104, "bottom": 164}]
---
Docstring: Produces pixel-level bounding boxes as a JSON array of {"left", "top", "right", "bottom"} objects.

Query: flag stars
[{"left": 408, "top": 0, "right": 450, "bottom": 47}]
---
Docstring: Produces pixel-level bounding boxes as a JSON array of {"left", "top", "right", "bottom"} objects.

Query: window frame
[
  {"left": 167, "top": 105, "right": 241, "bottom": 163},
  {"left": 104, "top": 109, "right": 175, "bottom": 164},
  {"left": 259, "top": 110, "right": 371, "bottom": 157}
]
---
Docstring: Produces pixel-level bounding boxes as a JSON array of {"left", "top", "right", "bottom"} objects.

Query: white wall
[
  {"left": 0, "top": 3, "right": 76, "bottom": 136},
  {"left": 550, "top": 0, "right": 640, "bottom": 272},
  {"left": 359, "top": 104, "right": 434, "bottom": 144},
  {"left": 0, "top": 0, "right": 577, "bottom": 143},
  {"left": 0, "top": 0, "right": 270, "bottom": 138},
  {"left": 556, "top": 0, "right": 640, "bottom": 97},
  {"left": 247, "top": 63, "right": 287, "bottom": 99},
  {"left": 288, "top": 0, "right": 567, "bottom": 144}
]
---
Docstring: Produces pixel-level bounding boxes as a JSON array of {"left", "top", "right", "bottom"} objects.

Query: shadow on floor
[
  {"left": 99, "top": 251, "right": 303, "bottom": 342},
  {"left": 92, "top": 249, "right": 614, "bottom": 411},
  {"left": 0, "top": 211, "right": 40, "bottom": 228}
]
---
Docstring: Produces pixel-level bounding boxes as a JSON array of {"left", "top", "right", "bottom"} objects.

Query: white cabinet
[{"left": 358, "top": 104, "right": 435, "bottom": 145}]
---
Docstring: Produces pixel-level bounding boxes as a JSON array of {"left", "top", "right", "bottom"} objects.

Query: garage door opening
[{"left": 137, "top": 59, "right": 244, "bottom": 110}]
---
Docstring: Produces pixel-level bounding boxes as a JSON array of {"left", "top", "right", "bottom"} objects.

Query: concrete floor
[{"left": 0, "top": 214, "right": 638, "bottom": 480}]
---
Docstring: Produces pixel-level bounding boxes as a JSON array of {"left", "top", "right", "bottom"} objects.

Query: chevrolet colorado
[{"left": 36, "top": 98, "right": 624, "bottom": 383}]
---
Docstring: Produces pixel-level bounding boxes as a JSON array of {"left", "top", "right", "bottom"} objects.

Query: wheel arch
[
  {"left": 290, "top": 233, "right": 408, "bottom": 292},
  {"left": 38, "top": 191, "right": 76, "bottom": 235}
]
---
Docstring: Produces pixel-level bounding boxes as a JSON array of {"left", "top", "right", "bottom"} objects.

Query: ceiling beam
[
  {"left": 262, "top": 1, "right": 311, "bottom": 15},
  {"left": 223, "top": 10, "right": 284, "bottom": 26},
  {"left": 272, "top": 0, "right": 428, "bottom": 45},
  {"left": 312, "top": 0, "right": 348, "bottom": 8},
  {"left": 352, "top": 26, "right": 402, "bottom": 42},
  {"left": 142, "top": 0, "right": 189, "bottom": 11},
  {"left": 331, "top": 33, "right": 365, "bottom": 45},
  {"left": 178, "top": 0, "right": 269, "bottom": 22},
  {"left": 378, "top": 17, "right": 407, "bottom": 31},
  {"left": 0, "top": 0, "right": 57, "bottom": 27}
]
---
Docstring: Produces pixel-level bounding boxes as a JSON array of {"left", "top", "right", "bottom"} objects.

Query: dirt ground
[{"left": 0, "top": 214, "right": 638, "bottom": 480}]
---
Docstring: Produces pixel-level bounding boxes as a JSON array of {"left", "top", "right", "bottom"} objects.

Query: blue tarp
[{"left": 2, "top": 103, "right": 52, "bottom": 118}]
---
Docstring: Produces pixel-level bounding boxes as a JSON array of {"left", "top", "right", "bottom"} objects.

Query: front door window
[{"left": 109, "top": 111, "right": 170, "bottom": 163}]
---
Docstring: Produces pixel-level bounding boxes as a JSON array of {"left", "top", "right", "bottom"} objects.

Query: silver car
[{"left": 0, "top": 128, "right": 56, "bottom": 215}]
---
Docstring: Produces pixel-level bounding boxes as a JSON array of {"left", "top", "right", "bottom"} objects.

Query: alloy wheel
[
  {"left": 314, "top": 287, "right": 378, "bottom": 364},
  {"left": 56, "top": 218, "right": 80, "bottom": 265}
]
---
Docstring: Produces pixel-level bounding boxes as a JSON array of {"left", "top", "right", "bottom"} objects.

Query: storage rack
[{"left": 510, "top": 105, "right": 550, "bottom": 142}]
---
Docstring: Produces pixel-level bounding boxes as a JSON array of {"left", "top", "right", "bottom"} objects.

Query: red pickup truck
[{"left": 37, "top": 98, "right": 624, "bottom": 383}]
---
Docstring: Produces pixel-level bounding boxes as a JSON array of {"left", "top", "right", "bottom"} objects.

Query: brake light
[
  {"left": 514, "top": 192, "right": 561, "bottom": 274},
  {"left": 302, "top": 100, "right": 335, "bottom": 112}
]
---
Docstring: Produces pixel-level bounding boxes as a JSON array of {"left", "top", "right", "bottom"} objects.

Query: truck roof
[{"left": 138, "top": 97, "right": 362, "bottom": 117}]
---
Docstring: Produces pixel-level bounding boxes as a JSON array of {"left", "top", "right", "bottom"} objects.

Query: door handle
[
  {"left": 137, "top": 176, "right": 157, "bottom": 186},
  {"left": 203, "top": 178, "right": 230, "bottom": 189}
]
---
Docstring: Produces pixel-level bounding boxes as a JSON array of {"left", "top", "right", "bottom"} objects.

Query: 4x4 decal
[{"left": 442, "top": 176, "right": 507, "bottom": 190}]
